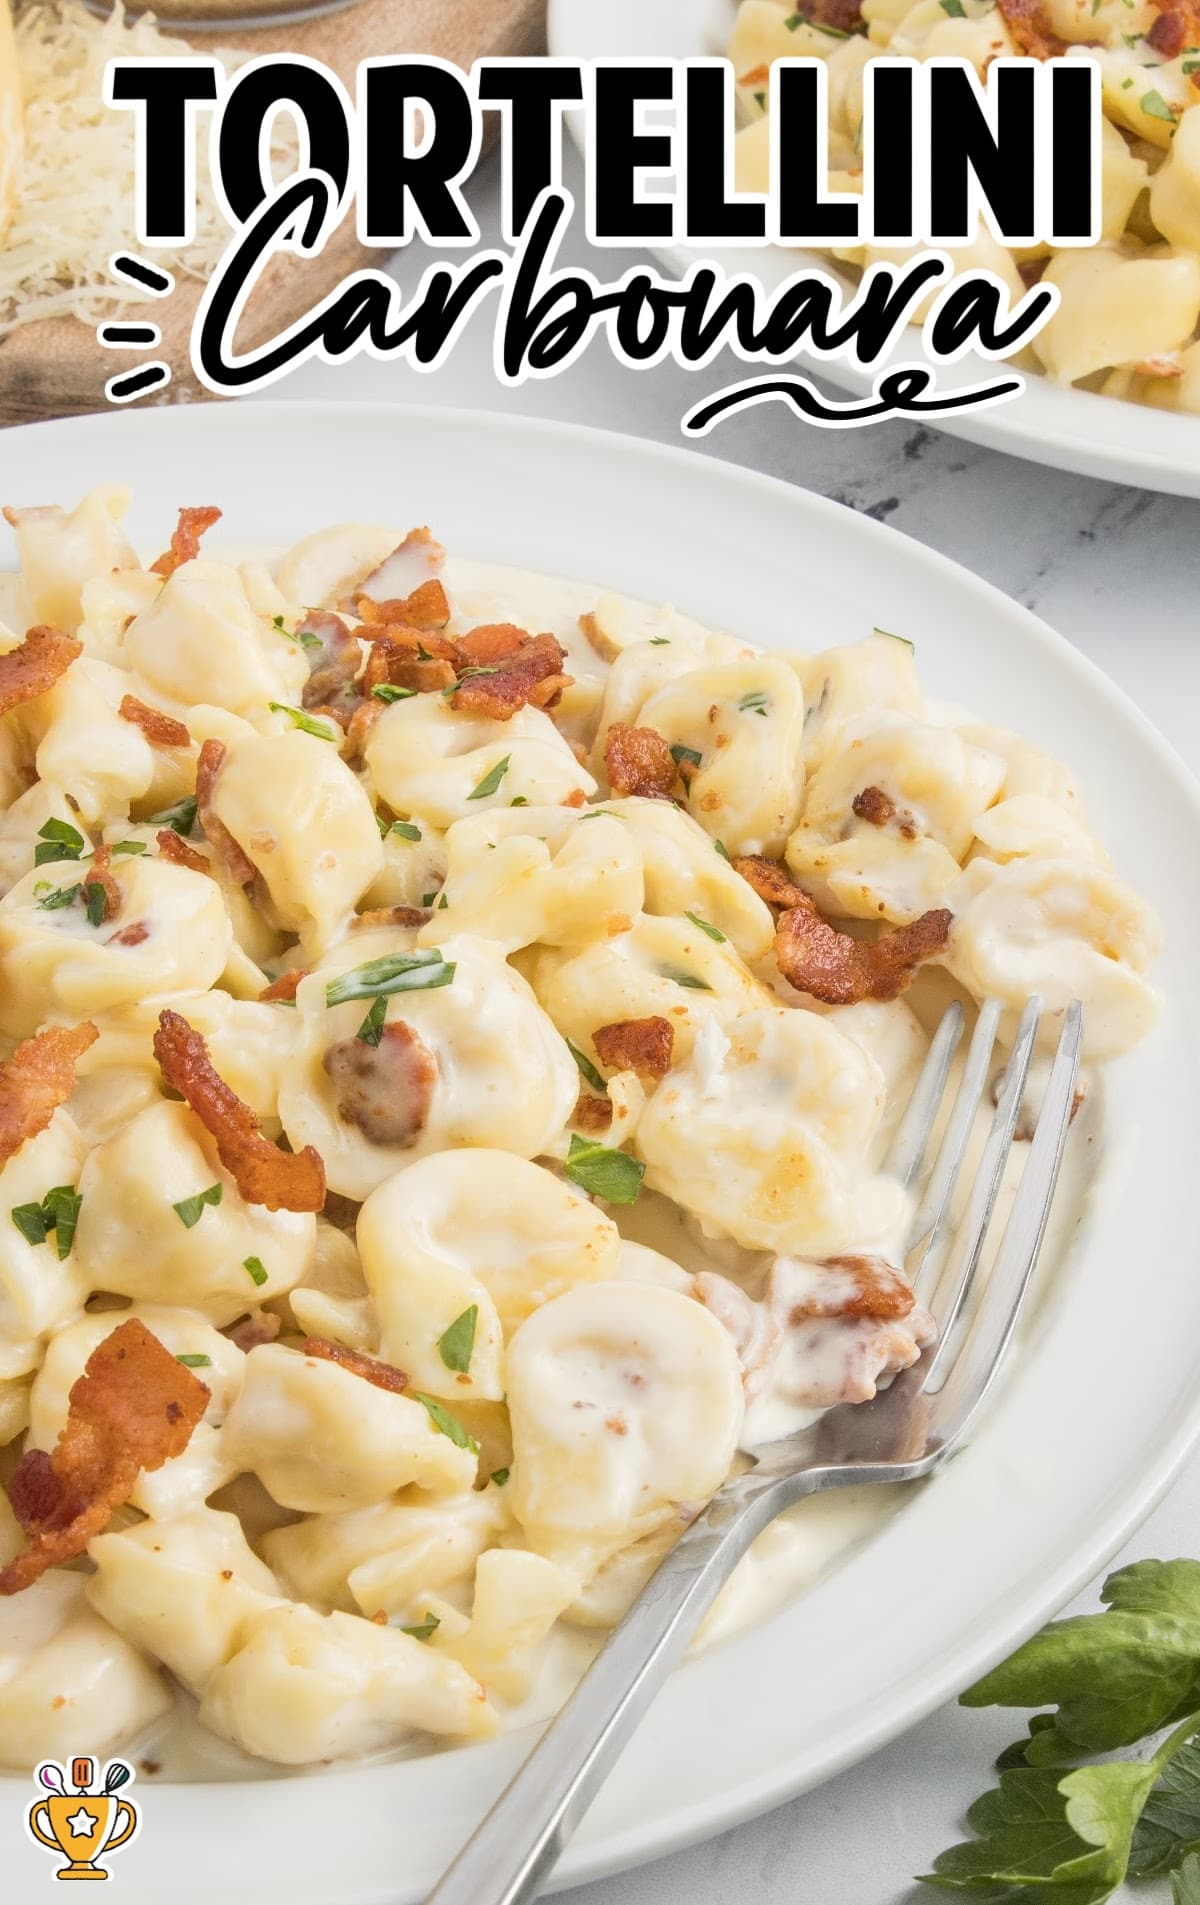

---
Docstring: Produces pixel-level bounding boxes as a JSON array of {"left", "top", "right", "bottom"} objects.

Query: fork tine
[
  {"left": 920, "top": 996, "right": 1043, "bottom": 1391},
  {"left": 907, "top": 998, "right": 1003, "bottom": 1288},
  {"left": 929, "top": 1001, "right": 1083, "bottom": 1447},
  {"left": 883, "top": 999, "right": 964, "bottom": 1191}
]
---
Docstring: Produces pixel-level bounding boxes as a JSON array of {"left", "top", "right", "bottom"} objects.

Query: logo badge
[{"left": 26, "top": 1758, "right": 140, "bottom": 1882}]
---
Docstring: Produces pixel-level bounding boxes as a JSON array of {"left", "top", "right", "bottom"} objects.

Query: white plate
[
  {"left": 548, "top": 0, "right": 1200, "bottom": 498},
  {"left": 3, "top": 401, "right": 1200, "bottom": 1905}
]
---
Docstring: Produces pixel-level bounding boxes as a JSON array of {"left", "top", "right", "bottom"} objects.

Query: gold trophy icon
[{"left": 27, "top": 1758, "right": 139, "bottom": 1881}]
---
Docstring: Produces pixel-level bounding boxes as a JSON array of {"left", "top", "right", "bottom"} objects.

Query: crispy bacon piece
[
  {"left": 573, "top": 1091, "right": 613, "bottom": 1135},
  {"left": 1146, "top": 0, "right": 1200, "bottom": 56},
  {"left": 195, "top": 740, "right": 256, "bottom": 888},
  {"left": 352, "top": 906, "right": 432, "bottom": 930},
  {"left": 118, "top": 695, "right": 190, "bottom": 749},
  {"left": 604, "top": 723, "right": 677, "bottom": 800},
  {"left": 150, "top": 506, "right": 221, "bottom": 579},
  {"left": 83, "top": 846, "right": 121, "bottom": 925},
  {"left": 356, "top": 579, "right": 450, "bottom": 631},
  {"left": 297, "top": 611, "right": 362, "bottom": 710},
  {"left": 592, "top": 1016, "right": 675, "bottom": 1080},
  {"left": 993, "top": 0, "right": 1070, "bottom": 56},
  {"left": 157, "top": 829, "right": 208, "bottom": 874},
  {"left": 153, "top": 1008, "right": 325, "bottom": 1212},
  {"left": 345, "top": 699, "right": 382, "bottom": 761},
  {"left": 448, "top": 626, "right": 572, "bottom": 720},
  {"left": 259, "top": 967, "right": 308, "bottom": 1002},
  {"left": 733, "top": 854, "right": 813, "bottom": 912},
  {"left": 775, "top": 905, "right": 952, "bottom": 1005},
  {"left": 323, "top": 1020, "right": 439, "bottom": 1150},
  {"left": 852, "top": 786, "right": 895, "bottom": 827},
  {"left": 362, "top": 629, "right": 458, "bottom": 695},
  {"left": 0, "top": 1021, "right": 97, "bottom": 1167},
  {"left": 301, "top": 1336, "right": 409, "bottom": 1395},
  {"left": 0, "top": 1319, "right": 208, "bottom": 1594},
  {"left": 108, "top": 920, "right": 149, "bottom": 947},
  {"left": 0, "top": 624, "right": 81, "bottom": 716},
  {"left": 694, "top": 1272, "right": 782, "bottom": 1405},
  {"left": 353, "top": 528, "right": 445, "bottom": 617},
  {"left": 789, "top": 1255, "right": 916, "bottom": 1322},
  {"left": 228, "top": 1311, "right": 282, "bottom": 1353},
  {"left": 783, "top": 0, "right": 864, "bottom": 30}
]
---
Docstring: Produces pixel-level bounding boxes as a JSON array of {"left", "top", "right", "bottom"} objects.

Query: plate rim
[{"left": 2, "top": 399, "right": 1199, "bottom": 1904}]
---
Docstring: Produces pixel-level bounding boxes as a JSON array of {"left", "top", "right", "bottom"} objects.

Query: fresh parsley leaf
[
  {"left": 1142, "top": 88, "right": 1178, "bottom": 123},
  {"left": 567, "top": 1038, "right": 607, "bottom": 1093},
  {"left": 34, "top": 818, "right": 85, "bottom": 865},
  {"left": 173, "top": 1183, "right": 223, "bottom": 1229},
  {"left": 325, "top": 950, "right": 455, "bottom": 1006},
  {"left": 243, "top": 1255, "right": 268, "bottom": 1287},
  {"left": 390, "top": 821, "right": 422, "bottom": 842},
  {"left": 809, "top": 16, "right": 850, "bottom": 30},
  {"left": 784, "top": 8, "right": 804, "bottom": 23},
  {"left": 659, "top": 965, "right": 713, "bottom": 991},
  {"left": 467, "top": 755, "right": 511, "bottom": 801},
  {"left": 753, "top": 90, "right": 766, "bottom": 108},
  {"left": 1101, "top": 1559, "right": 1200, "bottom": 1620},
  {"left": 109, "top": 840, "right": 147, "bottom": 857},
  {"left": 1174, "top": 1850, "right": 1200, "bottom": 1903},
  {"left": 84, "top": 880, "right": 106, "bottom": 928},
  {"left": 490, "top": 1467, "right": 510, "bottom": 1487},
  {"left": 509, "top": 795, "right": 528, "bottom": 807},
  {"left": 356, "top": 995, "right": 388, "bottom": 1046},
  {"left": 147, "top": 796, "right": 198, "bottom": 837},
  {"left": 564, "top": 1134, "right": 645, "bottom": 1205},
  {"left": 38, "top": 882, "right": 81, "bottom": 911},
  {"left": 940, "top": 0, "right": 966, "bottom": 13},
  {"left": 268, "top": 702, "right": 338, "bottom": 740},
  {"left": 401, "top": 1612, "right": 441, "bottom": 1642},
  {"left": 437, "top": 1305, "right": 478, "bottom": 1375},
  {"left": 371, "top": 684, "right": 416, "bottom": 703},
  {"left": 176, "top": 1353, "right": 213, "bottom": 1369},
  {"left": 413, "top": 1392, "right": 479, "bottom": 1452},
  {"left": 437, "top": 893, "right": 448, "bottom": 910},
  {"left": 685, "top": 911, "right": 726, "bottom": 943},
  {"left": 737, "top": 691, "right": 770, "bottom": 716},
  {"left": 649, "top": 636, "right": 671, "bottom": 645},
  {"left": 670, "top": 744, "right": 702, "bottom": 770},
  {"left": 42, "top": 1185, "right": 81, "bottom": 1259},
  {"left": 1130, "top": 1740, "right": 1200, "bottom": 1876},
  {"left": 714, "top": 838, "right": 731, "bottom": 861},
  {"left": 10, "top": 1202, "right": 48, "bottom": 1246}
]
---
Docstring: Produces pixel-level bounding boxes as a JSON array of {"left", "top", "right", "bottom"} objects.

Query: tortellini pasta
[{"left": 364, "top": 695, "right": 594, "bottom": 826}]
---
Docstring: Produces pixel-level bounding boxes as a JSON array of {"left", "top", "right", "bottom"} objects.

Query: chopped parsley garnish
[
  {"left": 356, "top": 995, "right": 388, "bottom": 1046},
  {"left": 737, "top": 692, "right": 770, "bottom": 716},
  {"left": 243, "top": 1256, "right": 268, "bottom": 1287},
  {"left": 109, "top": 840, "right": 147, "bottom": 857},
  {"left": 176, "top": 1353, "right": 213, "bottom": 1369},
  {"left": 564, "top": 1135, "right": 645, "bottom": 1205},
  {"left": 714, "top": 839, "right": 731, "bottom": 861},
  {"left": 273, "top": 615, "right": 321, "bottom": 650},
  {"left": 509, "top": 795, "right": 528, "bottom": 807},
  {"left": 413, "top": 1393, "right": 480, "bottom": 1452},
  {"left": 437, "top": 893, "right": 448, "bottom": 909},
  {"left": 649, "top": 636, "right": 671, "bottom": 645},
  {"left": 34, "top": 818, "right": 85, "bottom": 866},
  {"left": 685, "top": 911, "right": 726, "bottom": 943},
  {"left": 401, "top": 1613, "right": 441, "bottom": 1641},
  {"left": 173, "top": 1183, "right": 223, "bottom": 1228},
  {"left": 437, "top": 1305, "right": 478, "bottom": 1375},
  {"left": 939, "top": 0, "right": 966, "bottom": 13},
  {"left": 390, "top": 821, "right": 422, "bottom": 842},
  {"left": 670, "top": 744, "right": 703, "bottom": 770},
  {"left": 38, "top": 883, "right": 81, "bottom": 911},
  {"left": 754, "top": 90, "right": 766, "bottom": 108},
  {"left": 268, "top": 702, "right": 338, "bottom": 740},
  {"left": 873, "top": 626, "right": 915, "bottom": 652},
  {"left": 809, "top": 18, "right": 851, "bottom": 33},
  {"left": 42, "top": 1186, "right": 82, "bottom": 1258},
  {"left": 490, "top": 1467, "right": 510, "bottom": 1487},
  {"left": 371, "top": 684, "right": 416, "bottom": 703},
  {"left": 325, "top": 950, "right": 455, "bottom": 1006},
  {"left": 660, "top": 965, "right": 713, "bottom": 991},
  {"left": 1141, "top": 88, "right": 1178, "bottom": 123},
  {"left": 10, "top": 1202, "right": 49, "bottom": 1246},
  {"left": 84, "top": 880, "right": 106, "bottom": 928},
  {"left": 1185, "top": 54, "right": 1200, "bottom": 71},
  {"left": 147, "top": 796, "right": 198, "bottom": 837},
  {"left": 784, "top": 7, "right": 804, "bottom": 21},
  {"left": 567, "top": 1038, "right": 607, "bottom": 1093},
  {"left": 467, "top": 755, "right": 511, "bottom": 801}
]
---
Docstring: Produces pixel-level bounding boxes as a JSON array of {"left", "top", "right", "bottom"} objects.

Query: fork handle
[{"left": 424, "top": 1475, "right": 799, "bottom": 1905}]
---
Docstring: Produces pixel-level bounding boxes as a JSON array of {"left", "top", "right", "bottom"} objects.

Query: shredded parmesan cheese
[{"left": 1, "top": 1, "right": 298, "bottom": 337}]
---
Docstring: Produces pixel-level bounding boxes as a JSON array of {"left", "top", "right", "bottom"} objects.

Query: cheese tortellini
[{"left": 0, "top": 492, "right": 1159, "bottom": 1782}]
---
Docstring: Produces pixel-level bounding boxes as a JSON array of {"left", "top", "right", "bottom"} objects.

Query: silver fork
[{"left": 425, "top": 995, "right": 1083, "bottom": 1905}]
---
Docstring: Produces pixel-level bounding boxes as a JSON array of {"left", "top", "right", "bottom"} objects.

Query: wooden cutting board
[{"left": 0, "top": 0, "right": 544, "bottom": 425}]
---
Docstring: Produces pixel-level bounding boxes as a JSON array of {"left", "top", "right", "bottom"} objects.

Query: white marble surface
[{"left": 266, "top": 147, "right": 1200, "bottom": 1904}]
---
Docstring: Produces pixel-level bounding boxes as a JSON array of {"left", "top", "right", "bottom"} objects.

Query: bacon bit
[
  {"left": 353, "top": 528, "right": 445, "bottom": 614},
  {"left": 783, "top": 0, "right": 864, "bottom": 30},
  {"left": 738, "top": 61, "right": 770, "bottom": 85},
  {"left": 448, "top": 626, "right": 572, "bottom": 720},
  {"left": 118, "top": 695, "right": 190, "bottom": 749},
  {"left": 0, "top": 624, "right": 81, "bottom": 716},
  {"left": 790, "top": 1255, "right": 915, "bottom": 1322},
  {"left": 351, "top": 906, "right": 432, "bottom": 930},
  {"left": 604, "top": 723, "right": 677, "bottom": 800},
  {"left": 228, "top": 1311, "right": 282, "bottom": 1353},
  {"left": 573, "top": 1091, "right": 612, "bottom": 1135},
  {"left": 592, "top": 1016, "right": 674, "bottom": 1080},
  {"left": 1135, "top": 355, "right": 1185, "bottom": 380},
  {"left": 0, "top": 1319, "right": 208, "bottom": 1594},
  {"left": 153, "top": 1009, "right": 326, "bottom": 1212},
  {"left": 298, "top": 611, "right": 362, "bottom": 710},
  {"left": 0, "top": 1021, "right": 97, "bottom": 1167},
  {"left": 733, "top": 854, "right": 814, "bottom": 913},
  {"left": 83, "top": 846, "right": 122, "bottom": 925},
  {"left": 993, "top": 0, "right": 1071, "bottom": 57},
  {"left": 150, "top": 507, "right": 221, "bottom": 579},
  {"left": 195, "top": 740, "right": 256, "bottom": 888},
  {"left": 304, "top": 701, "right": 355, "bottom": 736},
  {"left": 775, "top": 905, "right": 952, "bottom": 1005},
  {"left": 344, "top": 699, "right": 382, "bottom": 761},
  {"left": 301, "top": 1336, "right": 409, "bottom": 1395},
  {"left": 362, "top": 629, "right": 458, "bottom": 696},
  {"left": 852, "top": 786, "right": 895, "bottom": 827},
  {"left": 562, "top": 788, "right": 587, "bottom": 809},
  {"left": 1147, "top": 2, "right": 1196, "bottom": 57},
  {"left": 323, "top": 1021, "right": 438, "bottom": 1149},
  {"left": 356, "top": 578, "right": 450, "bottom": 631},
  {"left": 108, "top": 920, "right": 149, "bottom": 948},
  {"left": 259, "top": 968, "right": 308, "bottom": 1002},
  {"left": 157, "top": 829, "right": 208, "bottom": 874}
]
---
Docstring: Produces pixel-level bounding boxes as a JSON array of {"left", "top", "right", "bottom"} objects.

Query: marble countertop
[{"left": 263, "top": 146, "right": 1200, "bottom": 1905}]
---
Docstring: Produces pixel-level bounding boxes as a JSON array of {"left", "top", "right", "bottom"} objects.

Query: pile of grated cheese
[{"left": 0, "top": 0, "right": 298, "bottom": 338}]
